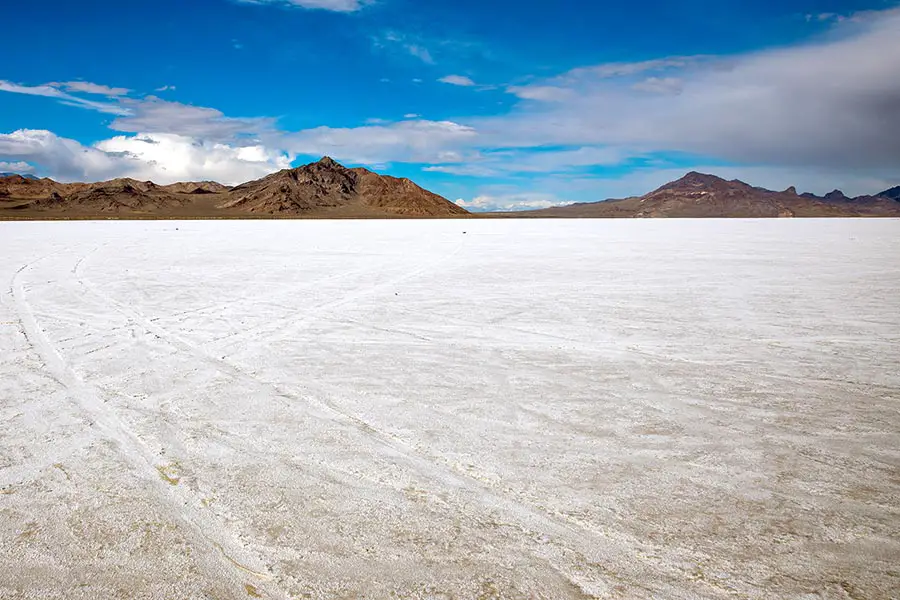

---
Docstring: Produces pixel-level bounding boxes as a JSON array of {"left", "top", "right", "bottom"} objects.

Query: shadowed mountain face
[
  {"left": 0, "top": 157, "right": 467, "bottom": 218},
  {"left": 877, "top": 185, "right": 900, "bottom": 200},
  {"left": 511, "top": 172, "right": 900, "bottom": 218}
]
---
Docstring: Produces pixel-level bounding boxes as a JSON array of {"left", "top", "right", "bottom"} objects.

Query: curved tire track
[
  {"left": 11, "top": 252, "right": 290, "bottom": 600},
  {"left": 70, "top": 242, "right": 702, "bottom": 599}
]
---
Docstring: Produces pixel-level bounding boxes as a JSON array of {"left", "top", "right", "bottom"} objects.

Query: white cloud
[
  {"left": 477, "top": 8, "right": 900, "bottom": 170},
  {"left": 506, "top": 85, "right": 573, "bottom": 102},
  {"left": 439, "top": 75, "right": 476, "bottom": 87},
  {"left": 0, "top": 80, "right": 130, "bottom": 115},
  {"left": 60, "top": 81, "right": 130, "bottom": 96},
  {"left": 284, "top": 119, "right": 476, "bottom": 164},
  {"left": 454, "top": 193, "right": 571, "bottom": 212},
  {"left": 110, "top": 97, "right": 276, "bottom": 142},
  {"left": 567, "top": 58, "right": 696, "bottom": 80},
  {"left": 235, "top": 0, "right": 366, "bottom": 12},
  {"left": 155, "top": 85, "right": 176, "bottom": 92},
  {"left": 0, "top": 129, "right": 290, "bottom": 185},
  {"left": 403, "top": 113, "right": 420, "bottom": 118},
  {"left": 0, "top": 160, "right": 35, "bottom": 174}
]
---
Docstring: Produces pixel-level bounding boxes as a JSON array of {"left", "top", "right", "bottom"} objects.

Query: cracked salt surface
[{"left": 1, "top": 218, "right": 898, "bottom": 599}]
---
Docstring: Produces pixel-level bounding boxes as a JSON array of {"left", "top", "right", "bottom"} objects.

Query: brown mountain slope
[
  {"left": 32, "top": 178, "right": 189, "bottom": 212},
  {"left": 221, "top": 157, "right": 467, "bottom": 217},
  {"left": 511, "top": 172, "right": 900, "bottom": 218},
  {"left": 0, "top": 175, "right": 85, "bottom": 200}
]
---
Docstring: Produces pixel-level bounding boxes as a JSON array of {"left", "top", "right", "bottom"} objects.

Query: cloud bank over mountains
[{"left": 2, "top": 7, "right": 899, "bottom": 201}]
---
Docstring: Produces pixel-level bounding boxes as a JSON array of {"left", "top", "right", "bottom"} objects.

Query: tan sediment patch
[
  {"left": 155, "top": 462, "right": 181, "bottom": 485},
  {"left": 244, "top": 583, "right": 262, "bottom": 597}
]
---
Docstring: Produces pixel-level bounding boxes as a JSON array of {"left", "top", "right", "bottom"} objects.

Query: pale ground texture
[{"left": 1, "top": 219, "right": 898, "bottom": 600}]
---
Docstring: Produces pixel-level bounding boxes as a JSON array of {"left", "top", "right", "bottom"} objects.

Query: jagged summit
[
  {"left": 315, "top": 156, "right": 341, "bottom": 168},
  {"left": 824, "top": 189, "right": 849, "bottom": 201}
]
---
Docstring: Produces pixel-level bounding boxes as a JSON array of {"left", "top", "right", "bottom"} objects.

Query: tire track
[
  {"left": 207, "top": 236, "right": 468, "bottom": 350},
  {"left": 71, "top": 242, "right": 702, "bottom": 599},
  {"left": 10, "top": 252, "right": 290, "bottom": 600}
]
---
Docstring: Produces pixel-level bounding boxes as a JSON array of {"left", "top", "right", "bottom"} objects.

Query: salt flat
[{"left": 1, "top": 219, "right": 898, "bottom": 600}]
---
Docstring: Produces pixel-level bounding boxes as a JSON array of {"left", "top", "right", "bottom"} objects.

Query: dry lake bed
[{"left": 1, "top": 219, "right": 898, "bottom": 599}]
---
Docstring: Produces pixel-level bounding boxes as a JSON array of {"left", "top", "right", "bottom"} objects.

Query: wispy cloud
[
  {"left": 439, "top": 75, "right": 476, "bottom": 86},
  {"left": 373, "top": 31, "right": 435, "bottom": 64},
  {"left": 155, "top": 85, "right": 176, "bottom": 92},
  {"left": 506, "top": 85, "right": 573, "bottom": 102},
  {"left": 59, "top": 81, "right": 130, "bottom": 96},
  {"left": 234, "top": 0, "right": 368, "bottom": 12},
  {"left": 110, "top": 97, "right": 276, "bottom": 143},
  {"left": 0, "top": 80, "right": 131, "bottom": 115}
]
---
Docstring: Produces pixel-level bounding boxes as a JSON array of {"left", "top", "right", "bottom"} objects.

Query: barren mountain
[
  {"left": 222, "top": 157, "right": 467, "bottom": 217},
  {"left": 512, "top": 172, "right": 900, "bottom": 218},
  {"left": 161, "top": 181, "right": 231, "bottom": 195},
  {"left": 0, "top": 174, "right": 84, "bottom": 200},
  {"left": 33, "top": 178, "right": 187, "bottom": 212}
]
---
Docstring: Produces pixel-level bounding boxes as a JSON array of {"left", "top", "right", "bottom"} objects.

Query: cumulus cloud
[
  {"left": 234, "top": 0, "right": 367, "bottom": 11},
  {"left": 0, "top": 160, "right": 35, "bottom": 174},
  {"left": 454, "top": 193, "right": 571, "bottom": 212},
  {"left": 439, "top": 75, "right": 476, "bottom": 86},
  {"left": 0, "top": 129, "right": 290, "bottom": 184}
]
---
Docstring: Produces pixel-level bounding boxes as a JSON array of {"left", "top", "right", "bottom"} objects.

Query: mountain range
[
  {"left": 1, "top": 160, "right": 898, "bottom": 219},
  {"left": 512, "top": 172, "right": 900, "bottom": 218}
]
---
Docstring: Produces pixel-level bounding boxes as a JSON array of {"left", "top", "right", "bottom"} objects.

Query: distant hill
[
  {"left": 503, "top": 172, "right": 900, "bottom": 218},
  {"left": 0, "top": 172, "right": 38, "bottom": 180},
  {"left": 0, "top": 158, "right": 468, "bottom": 219}
]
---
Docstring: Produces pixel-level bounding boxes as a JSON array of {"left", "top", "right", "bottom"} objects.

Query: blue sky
[{"left": 1, "top": 0, "right": 899, "bottom": 210}]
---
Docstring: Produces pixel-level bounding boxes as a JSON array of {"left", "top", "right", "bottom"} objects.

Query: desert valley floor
[{"left": 1, "top": 219, "right": 898, "bottom": 599}]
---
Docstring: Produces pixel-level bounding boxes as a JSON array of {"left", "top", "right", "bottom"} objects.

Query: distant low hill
[{"left": 501, "top": 172, "right": 900, "bottom": 218}]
